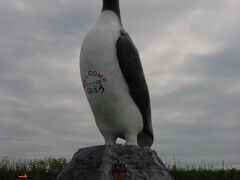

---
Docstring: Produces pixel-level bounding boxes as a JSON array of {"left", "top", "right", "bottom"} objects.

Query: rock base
[{"left": 56, "top": 145, "right": 173, "bottom": 180}]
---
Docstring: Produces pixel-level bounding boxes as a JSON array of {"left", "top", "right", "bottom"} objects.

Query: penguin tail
[{"left": 137, "top": 131, "right": 153, "bottom": 147}]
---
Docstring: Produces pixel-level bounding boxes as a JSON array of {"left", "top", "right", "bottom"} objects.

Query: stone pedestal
[{"left": 56, "top": 145, "right": 173, "bottom": 180}]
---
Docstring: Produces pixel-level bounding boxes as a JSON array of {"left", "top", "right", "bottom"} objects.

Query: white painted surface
[{"left": 80, "top": 11, "right": 143, "bottom": 144}]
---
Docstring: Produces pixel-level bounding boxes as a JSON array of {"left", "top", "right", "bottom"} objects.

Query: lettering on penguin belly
[{"left": 82, "top": 70, "right": 108, "bottom": 94}]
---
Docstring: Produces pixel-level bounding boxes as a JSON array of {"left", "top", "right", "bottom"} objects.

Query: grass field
[{"left": 1, "top": 157, "right": 239, "bottom": 180}]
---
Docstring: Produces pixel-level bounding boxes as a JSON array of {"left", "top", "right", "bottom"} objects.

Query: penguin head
[
  {"left": 102, "top": 0, "right": 121, "bottom": 20},
  {"left": 102, "top": 0, "right": 119, "bottom": 7}
]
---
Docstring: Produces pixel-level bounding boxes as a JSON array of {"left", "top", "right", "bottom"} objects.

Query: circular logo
[{"left": 82, "top": 70, "right": 107, "bottom": 94}]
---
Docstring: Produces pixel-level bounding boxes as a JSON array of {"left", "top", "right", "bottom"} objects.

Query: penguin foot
[
  {"left": 104, "top": 136, "right": 117, "bottom": 145},
  {"left": 125, "top": 135, "right": 137, "bottom": 145}
]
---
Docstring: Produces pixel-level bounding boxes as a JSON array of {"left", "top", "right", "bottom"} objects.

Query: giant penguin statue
[{"left": 80, "top": 0, "right": 153, "bottom": 147}]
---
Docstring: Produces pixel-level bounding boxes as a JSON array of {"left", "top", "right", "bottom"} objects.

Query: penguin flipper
[{"left": 116, "top": 30, "right": 153, "bottom": 147}]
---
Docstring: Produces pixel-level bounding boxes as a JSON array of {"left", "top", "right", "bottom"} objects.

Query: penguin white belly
[{"left": 80, "top": 11, "right": 143, "bottom": 143}]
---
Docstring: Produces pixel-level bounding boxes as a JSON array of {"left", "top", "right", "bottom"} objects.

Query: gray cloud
[{"left": 0, "top": 0, "right": 239, "bottom": 167}]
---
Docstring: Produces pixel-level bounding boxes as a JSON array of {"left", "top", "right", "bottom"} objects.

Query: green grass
[
  {"left": 170, "top": 167, "right": 240, "bottom": 180},
  {"left": 0, "top": 157, "right": 239, "bottom": 180},
  {"left": 0, "top": 157, "right": 67, "bottom": 180}
]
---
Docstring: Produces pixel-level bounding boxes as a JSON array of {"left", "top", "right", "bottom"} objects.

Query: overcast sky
[{"left": 0, "top": 0, "right": 240, "bottom": 168}]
